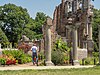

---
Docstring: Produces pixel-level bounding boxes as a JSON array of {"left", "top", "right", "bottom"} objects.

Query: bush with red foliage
[
  {"left": 6, "top": 59, "right": 16, "bottom": 65},
  {"left": 12, "top": 60, "right": 16, "bottom": 65},
  {"left": 18, "top": 42, "right": 31, "bottom": 53},
  {"left": 6, "top": 60, "right": 12, "bottom": 65}
]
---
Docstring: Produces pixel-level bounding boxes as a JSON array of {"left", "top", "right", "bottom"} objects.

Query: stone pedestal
[
  {"left": 73, "top": 60, "right": 79, "bottom": 65},
  {"left": 72, "top": 28, "right": 80, "bottom": 65},
  {"left": 45, "top": 61, "right": 54, "bottom": 66},
  {"left": 77, "top": 48, "right": 87, "bottom": 60}
]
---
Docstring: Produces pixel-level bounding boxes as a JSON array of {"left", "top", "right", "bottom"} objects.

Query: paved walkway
[{"left": 0, "top": 62, "right": 94, "bottom": 71}]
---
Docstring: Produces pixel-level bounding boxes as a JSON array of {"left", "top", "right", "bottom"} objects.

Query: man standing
[{"left": 31, "top": 43, "right": 38, "bottom": 65}]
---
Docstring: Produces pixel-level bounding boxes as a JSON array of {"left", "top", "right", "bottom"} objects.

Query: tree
[
  {"left": 92, "top": 9, "right": 100, "bottom": 51},
  {"left": 0, "top": 28, "right": 9, "bottom": 48},
  {"left": 0, "top": 3, "right": 35, "bottom": 44},
  {"left": 23, "top": 28, "right": 36, "bottom": 40},
  {"left": 33, "top": 12, "right": 47, "bottom": 34},
  {"left": 0, "top": 28, "right": 9, "bottom": 43}
]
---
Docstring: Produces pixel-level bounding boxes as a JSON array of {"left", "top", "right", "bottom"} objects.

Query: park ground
[
  {"left": 0, "top": 66, "right": 100, "bottom": 75},
  {"left": 0, "top": 63, "right": 100, "bottom": 75}
]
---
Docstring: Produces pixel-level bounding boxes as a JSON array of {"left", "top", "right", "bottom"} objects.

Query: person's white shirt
[{"left": 31, "top": 46, "right": 37, "bottom": 53}]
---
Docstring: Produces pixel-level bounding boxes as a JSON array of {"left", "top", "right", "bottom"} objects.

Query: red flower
[
  {"left": 12, "top": 60, "right": 16, "bottom": 65},
  {"left": 6, "top": 60, "right": 12, "bottom": 65}
]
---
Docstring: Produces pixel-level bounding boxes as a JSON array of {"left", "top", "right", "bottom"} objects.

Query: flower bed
[{"left": 0, "top": 50, "right": 32, "bottom": 66}]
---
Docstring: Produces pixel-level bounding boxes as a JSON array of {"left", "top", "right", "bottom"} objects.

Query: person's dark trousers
[{"left": 32, "top": 52, "right": 38, "bottom": 65}]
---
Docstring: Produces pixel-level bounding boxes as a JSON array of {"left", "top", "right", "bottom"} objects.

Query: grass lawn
[{"left": 0, "top": 66, "right": 100, "bottom": 75}]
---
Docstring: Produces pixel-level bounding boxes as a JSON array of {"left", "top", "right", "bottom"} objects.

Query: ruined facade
[
  {"left": 42, "top": 0, "right": 94, "bottom": 65},
  {"left": 52, "top": 0, "right": 94, "bottom": 51}
]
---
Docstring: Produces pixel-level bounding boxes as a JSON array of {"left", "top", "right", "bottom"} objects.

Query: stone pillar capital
[
  {"left": 66, "top": 25, "right": 72, "bottom": 30},
  {"left": 45, "top": 18, "right": 53, "bottom": 29},
  {"left": 46, "top": 18, "right": 53, "bottom": 26},
  {"left": 72, "top": 22, "right": 81, "bottom": 30}
]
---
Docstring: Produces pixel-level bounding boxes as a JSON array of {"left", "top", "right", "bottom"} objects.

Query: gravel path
[{"left": 0, "top": 62, "right": 94, "bottom": 71}]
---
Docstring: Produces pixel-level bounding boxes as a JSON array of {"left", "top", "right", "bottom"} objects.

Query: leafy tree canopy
[
  {"left": 0, "top": 3, "right": 48, "bottom": 45},
  {"left": 0, "top": 28, "right": 9, "bottom": 43},
  {"left": 33, "top": 12, "right": 47, "bottom": 34},
  {"left": 93, "top": 9, "right": 100, "bottom": 51},
  {"left": 0, "top": 3, "right": 35, "bottom": 43}
]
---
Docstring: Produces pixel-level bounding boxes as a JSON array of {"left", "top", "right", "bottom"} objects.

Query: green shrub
[
  {"left": 92, "top": 52, "right": 99, "bottom": 64},
  {"left": 38, "top": 51, "right": 44, "bottom": 60},
  {"left": 52, "top": 38, "right": 70, "bottom": 65},
  {"left": 53, "top": 38, "right": 70, "bottom": 52},
  {"left": 18, "top": 54, "right": 32, "bottom": 64},
  {"left": 51, "top": 50, "right": 67, "bottom": 65},
  {"left": 2, "top": 50, "right": 32, "bottom": 64},
  {"left": 80, "top": 57, "right": 98, "bottom": 65},
  {"left": 92, "top": 52, "right": 99, "bottom": 58},
  {"left": 0, "top": 58, "right": 6, "bottom": 65}
]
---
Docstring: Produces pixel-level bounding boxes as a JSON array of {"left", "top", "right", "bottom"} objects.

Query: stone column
[
  {"left": 72, "top": 27, "right": 79, "bottom": 65},
  {"left": 87, "top": 17, "right": 93, "bottom": 56},
  {"left": 98, "top": 25, "right": 100, "bottom": 64},
  {"left": 66, "top": 26, "right": 72, "bottom": 47},
  {"left": 0, "top": 43, "right": 2, "bottom": 55},
  {"left": 88, "top": 23, "right": 92, "bottom": 40},
  {"left": 0, "top": 43, "right": 1, "bottom": 49},
  {"left": 66, "top": 28, "right": 68, "bottom": 39},
  {"left": 72, "top": 0, "right": 79, "bottom": 12},
  {"left": 86, "top": 26, "right": 88, "bottom": 36},
  {"left": 82, "top": 0, "right": 90, "bottom": 10},
  {"left": 61, "top": 0, "right": 65, "bottom": 17},
  {"left": 66, "top": 26, "right": 70, "bottom": 41},
  {"left": 65, "top": 2, "right": 69, "bottom": 16},
  {"left": 45, "top": 18, "right": 54, "bottom": 66},
  {"left": 82, "top": 23, "right": 87, "bottom": 48}
]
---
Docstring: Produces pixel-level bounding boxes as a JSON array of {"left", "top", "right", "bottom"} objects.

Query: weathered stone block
[
  {"left": 87, "top": 40, "right": 94, "bottom": 51},
  {"left": 78, "top": 48, "right": 87, "bottom": 60}
]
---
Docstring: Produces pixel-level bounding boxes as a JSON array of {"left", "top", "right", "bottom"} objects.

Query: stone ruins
[{"left": 43, "top": 0, "right": 94, "bottom": 65}]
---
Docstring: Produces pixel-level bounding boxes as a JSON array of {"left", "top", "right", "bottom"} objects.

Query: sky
[{"left": 0, "top": 0, "right": 100, "bottom": 19}]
